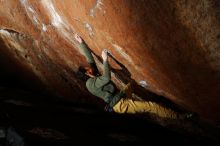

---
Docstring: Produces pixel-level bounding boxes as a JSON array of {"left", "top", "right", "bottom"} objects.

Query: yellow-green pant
[{"left": 113, "top": 98, "right": 179, "bottom": 119}]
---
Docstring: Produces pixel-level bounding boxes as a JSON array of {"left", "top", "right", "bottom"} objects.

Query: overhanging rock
[{"left": 0, "top": 0, "right": 219, "bottom": 123}]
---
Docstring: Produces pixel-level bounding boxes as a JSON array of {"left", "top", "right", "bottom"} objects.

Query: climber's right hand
[{"left": 74, "top": 33, "right": 83, "bottom": 44}]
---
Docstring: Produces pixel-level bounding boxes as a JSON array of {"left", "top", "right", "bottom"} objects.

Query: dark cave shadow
[{"left": 1, "top": 100, "right": 214, "bottom": 146}]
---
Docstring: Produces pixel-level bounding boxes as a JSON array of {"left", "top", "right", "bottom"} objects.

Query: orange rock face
[{"left": 0, "top": 0, "right": 219, "bottom": 123}]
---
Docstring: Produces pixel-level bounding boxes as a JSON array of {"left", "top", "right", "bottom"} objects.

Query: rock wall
[{"left": 0, "top": 0, "right": 219, "bottom": 123}]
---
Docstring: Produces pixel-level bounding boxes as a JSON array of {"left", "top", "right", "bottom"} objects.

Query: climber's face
[{"left": 85, "top": 67, "right": 95, "bottom": 78}]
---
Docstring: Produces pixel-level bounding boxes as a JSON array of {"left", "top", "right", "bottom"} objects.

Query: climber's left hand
[{"left": 74, "top": 33, "right": 83, "bottom": 44}]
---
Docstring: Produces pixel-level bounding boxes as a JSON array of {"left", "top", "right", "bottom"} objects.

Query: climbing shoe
[{"left": 181, "top": 112, "right": 199, "bottom": 122}]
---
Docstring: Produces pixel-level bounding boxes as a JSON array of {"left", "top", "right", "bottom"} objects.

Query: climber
[
  {"left": 75, "top": 33, "right": 126, "bottom": 112},
  {"left": 74, "top": 34, "right": 196, "bottom": 120}
]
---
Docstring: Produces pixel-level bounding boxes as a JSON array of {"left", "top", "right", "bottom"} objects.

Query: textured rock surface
[{"left": 0, "top": 0, "right": 219, "bottom": 123}]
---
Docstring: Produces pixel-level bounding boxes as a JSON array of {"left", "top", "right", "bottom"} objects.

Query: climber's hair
[{"left": 76, "top": 66, "right": 91, "bottom": 81}]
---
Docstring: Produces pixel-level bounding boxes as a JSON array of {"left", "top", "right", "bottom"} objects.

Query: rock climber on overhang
[{"left": 74, "top": 33, "right": 196, "bottom": 120}]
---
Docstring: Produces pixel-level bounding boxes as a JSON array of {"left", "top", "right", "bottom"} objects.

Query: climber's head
[{"left": 77, "top": 66, "right": 95, "bottom": 81}]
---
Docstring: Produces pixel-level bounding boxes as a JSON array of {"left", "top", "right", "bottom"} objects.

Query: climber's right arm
[{"left": 74, "top": 34, "right": 95, "bottom": 64}]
